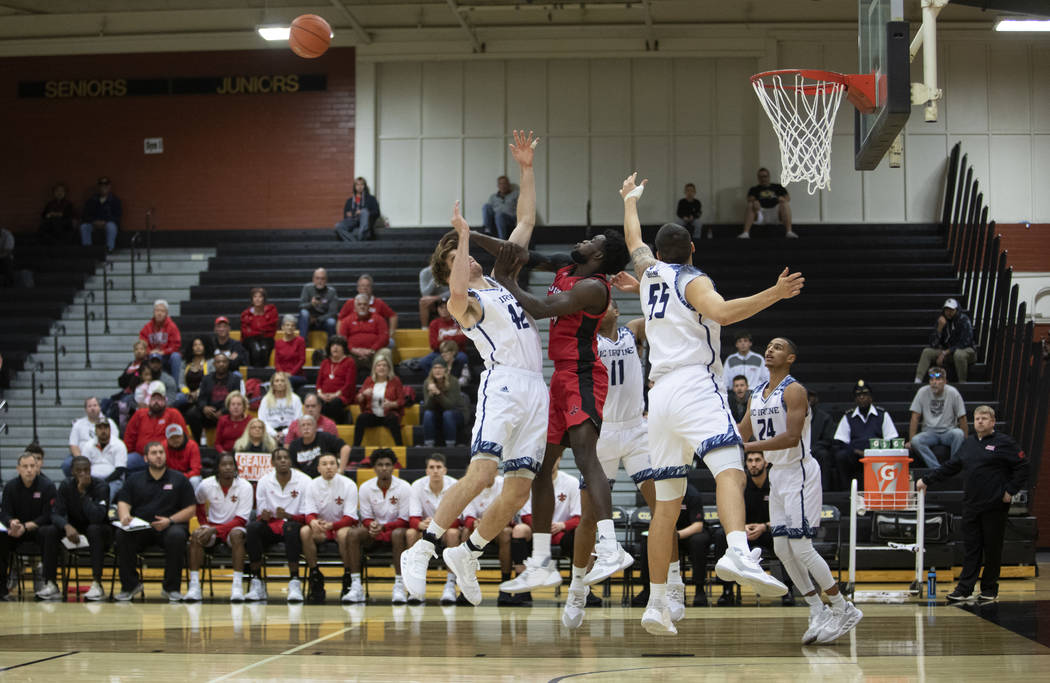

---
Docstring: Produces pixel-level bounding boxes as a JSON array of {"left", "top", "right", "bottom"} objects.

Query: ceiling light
[
  {"left": 257, "top": 24, "right": 290, "bottom": 41},
  {"left": 994, "top": 18, "right": 1050, "bottom": 32}
]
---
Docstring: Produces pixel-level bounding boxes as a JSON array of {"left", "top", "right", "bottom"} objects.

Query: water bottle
[{"left": 927, "top": 568, "right": 937, "bottom": 597}]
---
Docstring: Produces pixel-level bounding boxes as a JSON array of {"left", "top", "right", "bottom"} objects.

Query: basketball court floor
[{"left": 1, "top": 562, "right": 1048, "bottom": 682}]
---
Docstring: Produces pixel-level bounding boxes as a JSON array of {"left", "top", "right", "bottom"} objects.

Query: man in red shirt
[
  {"left": 139, "top": 300, "right": 182, "bottom": 381},
  {"left": 338, "top": 293, "right": 389, "bottom": 371},
  {"left": 124, "top": 380, "right": 188, "bottom": 474}
]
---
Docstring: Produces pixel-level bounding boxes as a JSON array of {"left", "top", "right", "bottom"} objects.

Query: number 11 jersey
[{"left": 462, "top": 276, "right": 543, "bottom": 374}]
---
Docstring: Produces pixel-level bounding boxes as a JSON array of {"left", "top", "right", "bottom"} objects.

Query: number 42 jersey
[{"left": 461, "top": 276, "right": 544, "bottom": 374}]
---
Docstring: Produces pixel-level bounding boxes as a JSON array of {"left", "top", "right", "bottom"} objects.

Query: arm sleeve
[
  {"left": 563, "top": 515, "right": 581, "bottom": 532},
  {"left": 370, "top": 317, "right": 389, "bottom": 351},
  {"left": 337, "top": 299, "right": 354, "bottom": 321},
  {"left": 331, "top": 515, "right": 355, "bottom": 530},
  {"left": 86, "top": 479, "right": 110, "bottom": 523},
  {"left": 212, "top": 517, "right": 248, "bottom": 537},
  {"left": 832, "top": 415, "right": 850, "bottom": 444},
  {"left": 358, "top": 485, "right": 373, "bottom": 523},
  {"left": 234, "top": 481, "right": 254, "bottom": 520},
  {"left": 164, "top": 320, "right": 181, "bottom": 356},
  {"left": 1002, "top": 437, "right": 1029, "bottom": 495},
  {"left": 34, "top": 483, "right": 57, "bottom": 526},
  {"left": 384, "top": 518, "right": 409, "bottom": 531},
  {"left": 299, "top": 285, "right": 313, "bottom": 308},
  {"left": 344, "top": 482, "right": 359, "bottom": 522},
  {"left": 0, "top": 483, "right": 12, "bottom": 525},
  {"left": 922, "top": 453, "right": 964, "bottom": 486},
  {"left": 428, "top": 320, "right": 440, "bottom": 351},
  {"left": 187, "top": 443, "right": 202, "bottom": 478}
]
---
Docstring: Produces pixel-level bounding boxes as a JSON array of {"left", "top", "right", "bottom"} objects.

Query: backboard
[{"left": 855, "top": 0, "right": 911, "bottom": 170}]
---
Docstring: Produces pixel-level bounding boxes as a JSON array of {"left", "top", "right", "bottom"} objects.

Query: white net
[{"left": 752, "top": 71, "right": 847, "bottom": 195}]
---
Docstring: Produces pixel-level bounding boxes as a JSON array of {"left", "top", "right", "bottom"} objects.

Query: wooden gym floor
[{"left": 1, "top": 564, "right": 1048, "bottom": 681}]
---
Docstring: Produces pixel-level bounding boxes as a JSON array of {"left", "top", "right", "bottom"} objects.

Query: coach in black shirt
[
  {"left": 288, "top": 414, "right": 351, "bottom": 477},
  {"left": 53, "top": 455, "right": 112, "bottom": 600},
  {"left": 917, "top": 405, "right": 1028, "bottom": 603},
  {"left": 0, "top": 452, "right": 60, "bottom": 600},
  {"left": 113, "top": 441, "right": 195, "bottom": 601}
]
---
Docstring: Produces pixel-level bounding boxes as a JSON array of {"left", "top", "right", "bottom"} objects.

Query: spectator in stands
[
  {"left": 245, "top": 446, "right": 312, "bottom": 602},
  {"left": 632, "top": 483, "right": 711, "bottom": 608},
  {"left": 317, "top": 335, "right": 356, "bottom": 424},
  {"left": 833, "top": 380, "right": 899, "bottom": 489},
  {"left": 240, "top": 287, "right": 279, "bottom": 367},
  {"left": 0, "top": 452, "right": 60, "bottom": 600},
  {"left": 113, "top": 441, "right": 195, "bottom": 602},
  {"left": 407, "top": 454, "right": 462, "bottom": 604},
  {"left": 914, "top": 298, "right": 977, "bottom": 383},
  {"left": 727, "top": 375, "right": 751, "bottom": 425},
  {"left": 676, "top": 182, "right": 705, "bottom": 239},
  {"left": 353, "top": 350, "right": 404, "bottom": 447},
  {"left": 184, "top": 452, "right": 254, "bottom": 602},
  {"left": 233, "top": 418, "right": 279, "bottom": 454},
  {"left": 418, "top": 297, "right": 469, "bottom": 375},
  {"left": 164, "top": 423, "right": 202, "bottom": 490},
  {"left": 439, "top": 339, "right": 471, "bottom": 387},
  {"left": 482, "top": 175, "right": 518, "bottom": 239},
  {"left": 39, "top": 182, "right": 75, "bottom": 244},
  {"left": 23, "top": 443, "right": 48, "bottom": 477},
  {"left": 422, "top": 359, "right": 466, "bottom": 447},
  {"left": 738, "top": 167, "right": 796, "bottom": 239},
  {"left": 52, "top": 455, "right": 111, "bottom": 601},
  {"left": 214, "top": 392, "right": 251, "bottom": 454},
  {"left": 124, "top": 380, "right": 188, "bottom": 473},
  {"left": 461, "top": 475, "right": 529, "bottom": 604},
  {"left": 298, "top": 267, "right": 339, "bottom": 340},
  {"left": 339, "top": 294, "right": 390, "bottom": 372},
  {"left": 274, "top": 314, "right": 307, "bottom": 390},
  {"left": 66, "top": 396, "right": 117, "bottom": 468},
  {"left": 175, "top": 336, "right": 210, "bottom": 411},
  {"left": 139, "top": 299, "right": 182, "bottom": 381},
  {"left": 907, "top": 366, "right": 968, "bottom": 468},
  {"left": 146, "top": 352, "right": 179, "bottom": 403},
  {"left": 79, "top": 176, "right": 122, "bottom": 252},
  {"left": 80, "top": 420, "right": 128, "bottom": 499},
  {"left": 354, "top": 274, "right": 398, "bottom": 345},
  {"left": 335, "top": 176, "right": 381, "bottom": 243},
  {"left": 185, "top": 351, "right": 244, "bottom": 443},
  {"left": 301, "top": 453, "right": 360, "bottom": 604},
  {"left": 418, "top": 264, "right": 449, "bottom": 327},
  {"left": 108, "top": 340, "right": 149, "bottom": 428},
  {"left": 808, "top": 389, "right": 838, "bottom": 491},
  {"left": 347, "top": 449, "right": 411, "bottom": 604},
  {"left": 916, "top": 405, "right": 1029, "bottom": 603},
  {"left": 288, "top": 414, "right": 352, "bottom": 477},
  {"left": 211, "top": 316, "right": 247, "bottom": 368},
  {"left": 133, "top": 365, "right": 155, "bottom": 409},
  {"left": 0, "top": 228, "right": 12, "bottom": 287},
  {"left": 258, "top": 372, "right": 303, "bottom": 435},
  {"left": 723, "top": 330, "right": 769, "bottom": 395},
  {"left": 285, "top": 393, "right": 339, "bottom": 445}
]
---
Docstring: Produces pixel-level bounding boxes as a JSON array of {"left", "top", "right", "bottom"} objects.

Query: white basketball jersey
[
  {"left": 640, "top": 262, "right": 723, "bottom": 383},
  {"left": 598, "top": 326, "right": 645, "bottom": 423},
  {"left": 461, "top": 277, "right": 543, "bottom": 374},
  {"left": 748, "top": 375, "right": 811, "bottom": 466}
]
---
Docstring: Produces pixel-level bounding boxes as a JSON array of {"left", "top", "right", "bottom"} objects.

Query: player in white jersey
[
  {"left": 740, "top": 338, "right": 863, "bottom": 644},
  {"left": 620, "top": 172, "right": 802, "bottom": 635},
  {"left": 407, "top": 454, "right": 461, "bottom": 604},
  {"left": 301, "top": 453, "right": 360, "bottom": 604},
  {"left": 401, "top": 130, "right": 551, "bottom": 605}
]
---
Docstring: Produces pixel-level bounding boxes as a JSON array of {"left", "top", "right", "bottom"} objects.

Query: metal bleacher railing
[{"left": 940, "top": 142, "right": 1050, "bottom": 490}]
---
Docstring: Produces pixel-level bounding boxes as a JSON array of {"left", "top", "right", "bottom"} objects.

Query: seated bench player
[
  {"left": 461, "top": 473, "right": 530, "bottom": 606},
  {"left": 407, "top": 453, "right": 461, "bottom": 604},
  {"left": 347, "top": 449, "right": 411, "bottom": 604},
  {"left": 184, "top": 453, "right": 254, "bottom": 602},
  {"left": 301, "top": 453, "right": 359, "bottom": 604},
  {"left": 245, "top": 447, "right": 314, "bottom": 602},
  {"left": 52, "top": 456, "right": 112, "bottom": 601}
]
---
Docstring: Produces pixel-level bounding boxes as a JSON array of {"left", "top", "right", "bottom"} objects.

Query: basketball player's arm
[
  {"left": 743, "top": 383, "right": 807, "bottom": 453},
  {"left": 685, "top": 268, "right": 804, "bottom": 326},
  {"left": 736, "top": 396, "right": 754, "bottom": 442},
  {"left": 625, "top": 317, "right": 646, "bottom": 345},
  {"left": 505, "top": 129, "right": 539, "bottom": 248},
  {"left": 620, "top": 173, "right": 655, "bottom": 280},
  {"left": 498, "top": 257, "right": 608, "bottom": 319},
  {"left": 448, "top": 201, "right": 482, "bottom": 328}
]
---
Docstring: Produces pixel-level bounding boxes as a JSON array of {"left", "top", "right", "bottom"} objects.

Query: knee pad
[
  {"left": 654, "top": 476, "right": 687, "bottom": 501},
  {"left": 704, "top": 445, "right": 745, "bottom": 478}
]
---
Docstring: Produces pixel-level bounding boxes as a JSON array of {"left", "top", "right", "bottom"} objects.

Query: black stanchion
[
  {"left": 83, "top": 293, "right": 96, "bottom": 369},
  {"left": 29, "top": 360, "right": 43, "bottom": 445},
  {"left": 52, "top": 326, "right": 66, "bottom": 406}
]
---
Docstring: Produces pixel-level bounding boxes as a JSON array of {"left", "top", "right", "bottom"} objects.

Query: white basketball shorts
[
  {"left": 470, "top": 365, "right": 549, "bottom": 480},
  {"left": 593, "top": 416, "right": 653, "bottom": 488},
  {"left": 768, "top": 455, "right": 822, "bottom": 538}
]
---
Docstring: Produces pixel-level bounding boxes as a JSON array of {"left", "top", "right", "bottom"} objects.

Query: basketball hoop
[{"left": 751, "top": 69, "right": 878, "bottom": 194}]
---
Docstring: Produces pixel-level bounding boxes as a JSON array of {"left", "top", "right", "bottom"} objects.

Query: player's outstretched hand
[
  {"left": 451, "top": 201, "right": 470, "bottom": 235},
  {"left": 492, "top": 242, "right": 527, "bottom": 282},
  {"left": 611, "top": 271, "right": 640, "bottom": 293},
  {"left": 509, "top": 129, "right": 539, "bottom": 167},
  {"left": 774, "top": 267, "right": 804, "bottom": 300},
  {"left": 620, "top": 172, "right": 648, "bottom": 200}
]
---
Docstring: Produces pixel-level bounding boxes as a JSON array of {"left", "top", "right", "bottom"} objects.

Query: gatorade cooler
[{"left": 860, "top": 450, "right": 911, "bottom": 510}]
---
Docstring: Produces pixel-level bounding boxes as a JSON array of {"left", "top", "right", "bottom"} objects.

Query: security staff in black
[
  {"left": 113, "top": 441, "right": 196, "bottom": 601},
  {"left": 52, "top": 455, "right": 112, "bottom": 600},
  {"left": 0, "top": 452, "right": 60, "bottom": 600},
  {"left": 917, "top": 406, "right": 1028, "bottom": 603}
]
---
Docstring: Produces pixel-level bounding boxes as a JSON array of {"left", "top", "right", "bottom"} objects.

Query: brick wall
[{"left": 0, "top": 48, "right": 354, "bottom": 232}]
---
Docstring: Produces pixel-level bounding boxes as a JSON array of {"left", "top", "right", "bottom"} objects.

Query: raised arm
[
  {"left": 447, "top": 202, "right": 481, "bottom": 328},
  {"left": 685, "top": 266, "right": 804, "bottom": 327},
  {"left": 492, "top": 243, "right": 607, "bottom": 320},
  {"left": 505, "top": 130, "right": 539, "bottom": 248},
  {"left": 620, "top": 173, "right": 654, "bottom": 279}
]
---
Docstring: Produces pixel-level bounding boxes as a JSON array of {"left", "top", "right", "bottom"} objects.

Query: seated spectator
[
  {"left": 339, "top": 294, "right": 390, "bottom": 372},
  {"left": 23, "top": 443, "right": 49, "bottom": 479},
  {"left": 184, "top": 452, "right": 254, "bottom": 602},
  {"left": 107, "top": 340, "right": 149, "bottom": 428},
  {"left": 334, "top": 176, "right": 381, "bottom": 242},
  {"left": 317, "top": 336, "right": 356, "bottom": 424},
  {"left": 727, "top": 375, "right": 751, "bottom": 425},
  {"left": 418, "top": 264, "right": 449, "bottom": 327},
  {"left": 79, "top": 175, "right": 122, "bottom": 252},
  {"left": 175, "top": 336, "right": 210, "bottom": 411},
  {"left": 676, "top": 182, "right": 705, "bottom": 239},
  {"left": 422, "top": 359, "right": 466, "bottom": 447},
  {"left": 739, "top": 167, "right": 796, "bottom": 239},
  {"left": 211, "top": 316, "right": 248, "bottom": 368},
  {"left": 833, "top": 381, "right": 898, "bottom": 489},
  {"left": 146, "top": 351, "right": 179, "bottom": 403},
  {"left": 80, "top": 420, "right": 128, "bottom": 499},
  {"left": 164, "top": 423, "right": 202, "bottom": 490},
  {"left": 346, "top": 450, "right": 410, "bottom": 604},
  {"left": 52, "top": 456, "right": 112, "bottom": 601},
  {"left": 907, "top": 367, "right": 968, "bottom": 468},
  {"left": 514, "top": 454, "right": 579, "bottom": 606},
  {"left": 139, "top": 299, "right": 182, "bottom": 381},
  {"left": 241, "top": 287, "right": 279, "bottom": 367},
  {"left": 185, "top": 351, "right": 244, "bottom": 443},
  {"left": 0, "top": 452, "right": 60, "bottom": 600},
  {"left": 285, "top": 392, "right": 339, "bottom": 445},
  {"left": 298, "top": 267, "right": 339, "bottom": 340},
  {"left": 288, "top": 414, "right": 352, "bottom": 477},
  {"left": 631, "top": 483, "right": 712, "bottom": 608},
  {"left": 482, "top": 175, "right": 518, "bottom": 239},
  {"left": 244, "top": 447, "right": 313, "bottom": 602},
  {"left": 353, "top": 351, "right": 404, "bottom": 447},
  {"left": 723, "top": 330, "right": 768, "bottom": 396},
  {"left": 258, "top": 372, "right": 303, "bottom": 435},
  {"left": 133, "top": 365, "right": 155, "bottom": 409},
  {"left": 914, "top": 298, "right": 977, "bottom": 383},
  {"left": 232, "top": 418, "right": 279, "bottom": 454},
  {"left": 354, "top": 274, "right": 398, "bottom": 346},
  {"left": 113, "top": 441, "right": 195, "bottom": 602},
  {"left": 808, "top": 389, "right": 838, "bottom": 491},
  {"left": 123, "top": 380, "right": 188, "bottom": 473},
  {"left": 418, "top": 297, "right": 468, "bottom": 375},
  {"left": 301, "top": 453, "right": 360, "bottom": 604},
  {"left": 39, "top": 182, "right": 75, "bottom": 244},
  {"left": 407, "top": 454, "right": 461, "bottom": 604},
  {"left": 274, "top": 314, "right": 307, "bottom": 390},
  {"left": 65, "top": 396, "right": 118, "bottom": 473},
  {"left": 462, "top": 475, "right": 530, "bottom": 604},
  {"left": 438, "top": 340, "right": 471, "bottom": 387},
  {"left": 214, "top": 392, "right": 251, "bottom": 454}
]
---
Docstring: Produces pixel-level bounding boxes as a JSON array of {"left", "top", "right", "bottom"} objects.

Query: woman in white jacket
[{"left": 257, "top": 372, "right": 303, "bottom": 435}]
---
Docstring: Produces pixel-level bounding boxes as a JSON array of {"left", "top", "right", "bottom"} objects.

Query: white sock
[
  {"left": 446, "top": 572, "right": 456, "bottom": 583},
  {"left": 425, "top": 521, "right": 445, "bottom": 540},
  {"left": 804, "top": 593, "right": 823, "bottom": 615},
  {"left": 570, "top": 565, "right": 587, "bottom": 589},
  {"left": 468, "top": 529, "right": 489, "bottom": 556},
  {"left": 533, "top": 533, "right": 551, "bottom": 560},
  {"left": 351, "top": 572, "right": 362, "bottom": 585},
  {"left": 668, "top": 562, "right": 683, "bottom": 585},
  {"left": 726, "top": 530, "right": 750, "bottom": 555},
  {"left": 828, "top": 591, "right": 846, "bottom": 612},
  {"left": 394, "top": 575, "right": 404, "bottom": 585},
  {"left": 189, "top": 571, "right": 200, "bottom": 584},
  {"left": 596, "top": 519, "right": 616, "bottom": 544},
  {"left": 232, "top": 571, "right": 243, "bottom": 583},
  {"left": 649, "top": 582, "right": 667, "bottom": 605}
]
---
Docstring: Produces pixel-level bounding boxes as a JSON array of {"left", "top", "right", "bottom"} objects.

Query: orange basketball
[{"left": 289, "top": 14, "right": 332, "bottom": 59}]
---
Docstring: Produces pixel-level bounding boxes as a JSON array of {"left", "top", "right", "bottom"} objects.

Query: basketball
[{"left": 289, "top": 14, "right": 332, "bottom": 59}]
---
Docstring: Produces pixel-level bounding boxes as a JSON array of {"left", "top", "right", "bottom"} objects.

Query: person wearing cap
[
  {"left": 139, "top": 299, "right": 183, "bottom": 382},
  {"left": 211, "top": 316, "right": 248, "bottom": 367},
  {"left": 164, "top": 423, "right": 202, "bottom": 490},
  {"left": 79, "top": 175, "right": 122, "bottom": 252},
  {"left": 146, "top": 350, "right": 179, "bottom": 402},
  {"left": 123, "top": 380, "right": 189, "bottom": 473},
  {"left": 240, "top": 287, "right": 280, "bottom": 367},
  {"left": 832, "top": 381, "right": 899, "bottom": 490},
  {"left": 907, "top": 366, "right": 968, "bottom": 468},
  {"left": 64, "top": 396, "right": 118, "bottom": 474},
  {"left": 914, "top": 298, "right": 976, "bottom": 383},
  {"left": 184, "top": 350, "right": 244, "bottom": 443},
  {"left": 79, "top": 419, "right": 129, "bottom": 499},
  {"left": 416, "top": 296, "right": 469, "bottom": 377}
]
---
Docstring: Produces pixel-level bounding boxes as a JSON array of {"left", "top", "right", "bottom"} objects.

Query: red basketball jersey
[{"left": 547, "top": 265, "right": 611, "bottom": 370}]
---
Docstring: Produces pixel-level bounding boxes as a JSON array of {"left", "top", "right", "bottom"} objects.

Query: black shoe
[
  {"left": 692, "top": 590, "right": 708, "bottom": 607},
  {"left": 458, "top": 592, "right": 474, "bottom": 606},
  {"left": 496, "top": 591, "right": 515, "bottom": 606},
  {"left": 716, "top": 590, "right": 736, "bottom": 607},
  {"left": 945, "top": 588, "right": 974, "bottom": 603},
  {"left": 341, "top": 573, "right": 353, "bottom": 596},
  {"left": 977, "top": 592, "right": 998, "bottom": 604},
  {"left": 585, "top": 591, "right": 602, "bottom": 608},
  {"left": 631, "top": 589, "right": 649, "bottom": 608},
  {"left": 781, "top": 592, "right": 796, "bottom": 607},
  {"left": 308, "top": 569, "right": 326, "bottom": 604}
]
